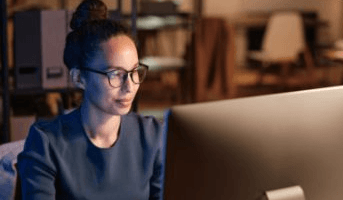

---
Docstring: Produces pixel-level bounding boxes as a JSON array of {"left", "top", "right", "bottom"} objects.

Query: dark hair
[
  {"left": 63, "top": 0, "right": 134, "bottom": 70},
  {"left": 70, "top": 0, "right": 107, "bottom": 30}
]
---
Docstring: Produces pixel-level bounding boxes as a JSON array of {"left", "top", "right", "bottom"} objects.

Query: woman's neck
[{"left": 80, "top": 102, "right": 121, "bottom": 148}]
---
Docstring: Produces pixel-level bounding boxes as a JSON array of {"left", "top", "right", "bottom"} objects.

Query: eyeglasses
[{"left": 80, "top": 63, "right": 149, "bottom": 88}]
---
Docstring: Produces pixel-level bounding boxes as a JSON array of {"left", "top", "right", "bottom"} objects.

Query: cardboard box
[
  {"left": 10, "top": 115, "right": 36, "bottom": 142},
  {"left": 14, "top": 10, "right": 68, "bottom": 89}
]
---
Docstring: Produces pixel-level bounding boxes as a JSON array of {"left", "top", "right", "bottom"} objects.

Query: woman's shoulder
[
  {"left": 123, "top": 112, "right": 163, "bottom": 142},
  {"left": 124, "top": 111, "right": 162, "bottom": 129},
  {"left": 30, "top": 108, "right": 81, "bottom": 139}
]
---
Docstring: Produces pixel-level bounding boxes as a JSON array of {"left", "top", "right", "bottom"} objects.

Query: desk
[
  {"left": 323, "top": 49, "right": 343, "bottom": 62},
  {"left": 319, "top": 49, "right": 343, "bottom": 85}
]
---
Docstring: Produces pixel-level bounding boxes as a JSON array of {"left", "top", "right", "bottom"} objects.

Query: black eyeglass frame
[{"left": 80, "top": 63, "right": 149, "bottom": 88}]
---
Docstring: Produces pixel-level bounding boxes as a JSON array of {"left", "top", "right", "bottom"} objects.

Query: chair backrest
[{"left": 262, "top": 11, "right": 305, "bottom": 61}]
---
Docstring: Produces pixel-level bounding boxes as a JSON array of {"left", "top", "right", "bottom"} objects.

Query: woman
[{"left": 17, "top": 0, "right": 164, "bottom": 199}]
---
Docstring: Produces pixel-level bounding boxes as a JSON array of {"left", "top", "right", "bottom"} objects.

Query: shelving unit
[{"left": 124, "top": 1, "right": 201, "bottom": 105}]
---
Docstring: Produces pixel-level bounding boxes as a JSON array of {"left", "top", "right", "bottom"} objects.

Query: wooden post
[{"left": 0, "top": 0, "right": 10, "bottom": 144}]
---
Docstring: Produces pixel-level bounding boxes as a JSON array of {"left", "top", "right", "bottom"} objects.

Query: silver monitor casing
[{"left": 164, "top": 86, "right": 343, "bottom": 200}]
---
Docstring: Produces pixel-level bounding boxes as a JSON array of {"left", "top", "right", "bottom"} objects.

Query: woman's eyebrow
[
  {"left": 105, "top": 63, "right": 139, "bottom": 71},
  {"left": 105, "top": 66, "right": 122, "bottom": 71}
]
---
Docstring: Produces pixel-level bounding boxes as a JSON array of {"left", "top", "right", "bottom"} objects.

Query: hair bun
[{"left": 70, "top": 0, "right": 108, "bottom": 30}]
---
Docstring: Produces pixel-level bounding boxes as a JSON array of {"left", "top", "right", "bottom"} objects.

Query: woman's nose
[{"left": 121, "top": 73, "right": 136, "bottom": 92}]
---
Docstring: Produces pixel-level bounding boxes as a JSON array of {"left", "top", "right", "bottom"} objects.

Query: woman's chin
[
  {"left": 118, "top": 107, "right": 132, "bottom": 115},
  {"left": 114, "top": 103, "right": 132, "bottom": 115}
]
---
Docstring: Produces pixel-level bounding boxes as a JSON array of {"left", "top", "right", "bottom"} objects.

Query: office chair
[{"left": 249, "top": 11, "right": 315, "bottom": 89}]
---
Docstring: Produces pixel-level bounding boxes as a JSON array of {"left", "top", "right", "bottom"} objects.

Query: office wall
[
  {"left": 240, "top": 0, "right": 318, "bottom": 12},
  {"left": 204, "top": 0, "right": 318, "bottom": 15}
]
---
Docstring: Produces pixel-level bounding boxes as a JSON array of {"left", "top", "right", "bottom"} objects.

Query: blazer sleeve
[{"left": 17, "top": 124, "right": 57, "bottom": 200}]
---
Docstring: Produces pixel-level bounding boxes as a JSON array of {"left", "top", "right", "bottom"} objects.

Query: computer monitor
[{"left": 163, "top": 86, "right": 343, "bottom": 200}]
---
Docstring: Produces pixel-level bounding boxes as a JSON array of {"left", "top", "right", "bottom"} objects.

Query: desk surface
[{"left": 323, "top": 49, "right": 343, "bottom": 61}]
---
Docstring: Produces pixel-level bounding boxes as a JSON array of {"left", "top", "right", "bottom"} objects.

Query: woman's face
[{"left": 82, "top": 35, "right": 140, "bottom": 116}]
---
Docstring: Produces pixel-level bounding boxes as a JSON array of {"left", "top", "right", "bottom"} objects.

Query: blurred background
[{"left": 1, "top": 0, "right": 343, "bottom": 143}]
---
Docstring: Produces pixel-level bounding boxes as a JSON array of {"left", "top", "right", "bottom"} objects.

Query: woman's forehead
[
  {"left": 98, "top": 35, "right": 138, "bottom": 70},
  {"left": 101, "top": 35, "right": 136, "bottom": 54}
]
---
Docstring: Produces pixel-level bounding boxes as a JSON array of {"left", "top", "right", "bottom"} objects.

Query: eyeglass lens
[{"left": 109, "top": 65, "right": 147, "bottom": 88}]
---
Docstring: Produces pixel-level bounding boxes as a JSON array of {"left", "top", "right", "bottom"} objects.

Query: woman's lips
[
  {"left": 117, "top": 98, "right": 131, "bottom": 102},
  {"left": 115, "top": 98, "right": 132, "bottom": 108}
]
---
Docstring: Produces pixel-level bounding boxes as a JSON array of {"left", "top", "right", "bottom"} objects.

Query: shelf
[
  {"left": 120, "top": 12, "right": 192, "bottom": 18},
  {"left": 11, "top": 87, "right": 81, "bottom": 96},
  {"left": 141, "top": 56, "right": 186, "bottom": 72},
  {"left": 0, "top": 87, "right": 81, "bottom": 96},
  {"left": 111, "top": 11, "right": 192, "bottom": 31}
]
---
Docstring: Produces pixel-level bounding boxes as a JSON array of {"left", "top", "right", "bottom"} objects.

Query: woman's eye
[{"left": 109, "top": 70, "right": 125, "bottom": 79}]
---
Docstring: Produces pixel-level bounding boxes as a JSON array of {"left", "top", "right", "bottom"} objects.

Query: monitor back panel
[{"left": 164, "top": 86, "right": 343, "bottom": 200}]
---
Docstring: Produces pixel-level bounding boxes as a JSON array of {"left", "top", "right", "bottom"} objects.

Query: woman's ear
[{"left": 70, "top": 68, "right": 86, "bottom": 90}]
